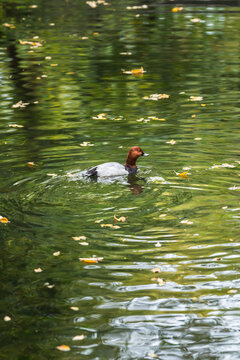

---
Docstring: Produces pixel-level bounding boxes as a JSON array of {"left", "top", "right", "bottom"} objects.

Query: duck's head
[{"left": 125, "top": 146, "right": 149, "bottom": 167}]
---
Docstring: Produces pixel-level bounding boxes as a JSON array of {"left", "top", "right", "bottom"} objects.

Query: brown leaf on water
[
  {"left": 151, "top": 267, "right": 161, "bottom": 273},
  {"left": 122, "top": 67, "right": 146, "bottom": 75},
  {"left": 0, "top": 216, "right": 9, "bottom": 224},
  {"left": 177, "top": 171, "right": 188, "bottom": 179},
  {"left": 27, "top": 162, "right": 35, "bottom": 167},
  {"left": 79, "top": 257, "right": 103, "bottom": 264},
  {"left": 56, "top": 345, "right": 71, "bottom": 352},
  {"left": 72, "top": 335, "right": 85, "bottom": 341}
]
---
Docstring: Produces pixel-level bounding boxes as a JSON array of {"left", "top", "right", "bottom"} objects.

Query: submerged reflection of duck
[
  {"left": 85, "top": 146, "right": 149, "bottom": 177},
  {"left": 127, "top": 174, "right": 146, "bottom": 195}
]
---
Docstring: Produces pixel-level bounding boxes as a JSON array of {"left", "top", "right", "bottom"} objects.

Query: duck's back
[{"left": 86, "top": 162, "right": 129, "bottom": 177}]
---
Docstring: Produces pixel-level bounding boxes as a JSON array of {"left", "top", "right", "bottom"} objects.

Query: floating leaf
[
  {"left": 143, "top": 93, "right": 169, "bottom": 101},
  {"left": 100, "top": 223, "right": 113, "bottom": 228},
  {"left": 79, "top": 241, "right": 89, "bottom": 246},
  {"left": 147, "top": 353, "right": 158, "bottom": 358},
  {"left": 27, "top": 162, "right": 35, "bottom": 167},
  {"left": 73, "top": 236, "right": 86, "bottom": 241},
  {"left": 53, "top": 251, "right": 60, "bottom": 256},
  {"left": 114, "top": 215, "right": 127, "bottom": 222},
  {"left": 180, "top": 219, "right": 193, "bottom": 225},
  {"left": 172, "top": 7, "right": 183, "bottom": 12},
  {"left": 177, "top": 171, "right": 188, "bottom": 179},
  {"left": 189, "top": 96, "right": 203, "bottom": 101},
  {"left": 79, "top": 257, "right": 103, "bottom": 264},
  {"left": 166, "top": 139, "right": 176, "bottom": 145},
  {"left": 95, "top": 219, "right": 103, "bottom": 223},
  {"left": 45, "top": 56, "right": 52, "bottom": 60},
  {"left": 9, "top": 124, "right": 24, "bottom": 128},
  {"left": 80, "top": 141, "right": 94, "bottom": 147},
  {"left": 122, "top": 67, "right": 146, "bottom": 75},
  {"left": 34, "top": 268, "right": 43, "bottom": 273},
  {"left": 4, "top": 316, "right": 11, "bottom": 322},
  {"left": 155, "top": 241, "right": 161, "bottom": 247},
  {"left": 12, "top": 100, "right": 29, "bottom": 108},
  {"left": 45, "top": 282, "right": 55, "bottom": 288},
  {"left": 72, "top": 335, "right": 85, "bottom": 341},
  {"left": 151, "top": 268, "right": 161, "bottom": 273},
  {"left": 92, "top": 113, "right": 107, "bottom": 120},
  {"left": 47, "top": 173, "right": 57, "bottom": 177},
  {"left": 70, "top": 306, "right": 79, "bottom": 311},
  {"left": 19, "top": 40, "right": 42, "bottom": 47},
  {"left": 3, "top": 23, "right": 15, "bottom": 29},
  {"left": 227, "top": 289, "right": 237, "bottom": 294},
  {"left": 0, "top": 216, "right": 9, "bottom": 224},
  {"left": 111, "top": 225, "right": 120, "bottom": 229},
  {"left": 56, "top": 345, "right": 71, "bottom": 352},
  {"left": 190, "top": 18, "right": 201, "bottom": 23}
]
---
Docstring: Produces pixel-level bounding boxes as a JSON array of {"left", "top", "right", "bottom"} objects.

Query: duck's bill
[{"left": 142, "top": 152, "right": 149, "bottom": 156}]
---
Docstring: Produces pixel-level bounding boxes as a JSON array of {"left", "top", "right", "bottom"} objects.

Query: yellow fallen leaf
[
  {"left": 9, "top": 124, "right": 24, "bottom": 128},
  {"left": 100, "top": 223, "right": 113, "bottom": 228},
  {"left": 122, "top": 67, "right": 146, "bottom": 75},
  {"left": 114, "top": 215, "right": 127, "bottom": 222},
  {"left": 56, "top": 345, "right": 71, "bottom": 352},
  {"left": 0, "top": 216, "right": 9, "bottom": 224},
  {"left": 172, "top": 7, "right": 183, "bottom": 12},
  {"left": 79, "top": 257, "right": 103, "bottom": 264},
  {"left": 45, "top": 283, "right": 55, "bottom": 288},
  {"left": 34, "top": 267, "right": 43, "bottom": 273},
  {"left": 79, "top": 242, "right": 89, "bottom": 246},
  {"left": 166, "top": 139, "right": 176, "bottom": 145},
  {"left": 227, "top": 289, "right": 237, "bottom": 294},
  {"left": 53, "top": 251, "right": 60, "bottom": 256},
  {"left": 80, "top": 141, "right": 94, "bottom": 147},
  {"left": 47, "top": 173, "right": 57, "bottom": 177},
  {"left": 70, "top": 306, "right": 79, "bottom": 311},
  {"left": 180, "top": 219, "right": 193, "bottom": 225},
  {"left": 3, "top": 23, "right": 15, "bottom": 29},
  {"left": 50, "top": 63, "right": 58, "bottom": 67},
  {"left": 19, "top": 40, "right": 42, "bottom": 47},
  {"left": 151, "top": 268, "right": 160, "bottom": 273},
  {"left": 177, "top": 171, "right": 188, "bottom": 179},
  {"left": 111, "top": 225, "right": 120, "bottom": 229},
  {"left": 148, "top": 353, "right": 158, "bottom": 358},
  {"left": 95, "top": 219, "right": 103, "bottom": 223},
  {"left": 201, "top": 104, "right": 206, "bottom": 107},
  {"left": 45, "top": 56, "right": 52, "bottom": 60},
  {"left": 72, "top": 335, "right": 85, "bottom": 341},
  {"left": 93, "top": 113, "right": 107, "bottom": 120},
  {"left": 72, "top": 236, "right": 86, "bottom": 241},
  {"left": 27, "top": 162, "right": 35, "bottom": 167}
]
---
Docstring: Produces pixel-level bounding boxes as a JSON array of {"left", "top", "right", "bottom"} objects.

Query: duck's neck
[{"left": 124, "top": 154, "right": 137, "bottom": 172}]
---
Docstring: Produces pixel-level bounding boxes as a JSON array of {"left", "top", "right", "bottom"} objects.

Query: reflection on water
[{"left": 0, "top": 1, "right": 240, "bottom": 359}]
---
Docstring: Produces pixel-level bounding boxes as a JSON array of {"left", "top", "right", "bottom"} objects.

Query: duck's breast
[{"left": 95, "top": 162, "right": 129, "bottom": 177}]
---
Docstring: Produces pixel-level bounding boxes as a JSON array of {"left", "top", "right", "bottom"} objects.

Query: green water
[{"left": 0, "top": 1, "right": 240, "bottom": 359}]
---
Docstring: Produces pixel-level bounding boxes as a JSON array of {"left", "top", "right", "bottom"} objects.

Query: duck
[{"left": 85, "top": 146, "right": 149, "bottom": 177}]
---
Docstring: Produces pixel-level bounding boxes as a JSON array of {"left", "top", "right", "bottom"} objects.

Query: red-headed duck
[{"left": 86, "top": 146, "right": 149, "bottom": 177}]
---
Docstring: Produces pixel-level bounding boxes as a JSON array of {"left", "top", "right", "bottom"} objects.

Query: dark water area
[{"left": 0, "top": 0, "right": 240, "bottom": 359}]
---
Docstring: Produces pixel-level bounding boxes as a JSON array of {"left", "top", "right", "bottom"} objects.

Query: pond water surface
[{"left": 0, "top": 1, "right": 240, "bottom": 359}]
